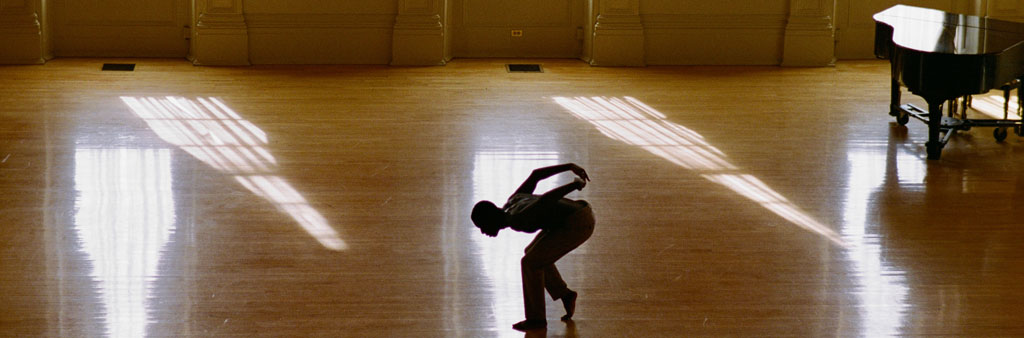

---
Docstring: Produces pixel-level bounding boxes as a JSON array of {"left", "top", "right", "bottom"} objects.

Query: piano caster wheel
[
  {"left": 994, "top": 127, "right": 1008, "bottom": 142},
  {"left": 927, "top": 144, "right": 943, "bottom": 160},
  {"left": 896, "top": 112, "right": 909, "bottom": 125}
]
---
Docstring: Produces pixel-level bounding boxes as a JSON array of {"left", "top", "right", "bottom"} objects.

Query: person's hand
[
  {"left": 573, "top": 177, "right": 587, "bottom": 191},
  {"left": 570, "top": 164, "right": 589, "bottom": 182}
]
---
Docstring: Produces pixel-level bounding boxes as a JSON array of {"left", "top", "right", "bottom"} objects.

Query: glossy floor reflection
[
  {"left": 471, "top": 151, "right": 565, "bottom": 338},
  {"left": 74, "top": 148, "right": 175, "bottom": 338},
  {"left": 3, "top": 59, "right": 1024, "bottom": 337},
  {"left": 843, "top": 144, "right": 913, "bottom": 337},
  {"left": 121, "top": 96, "right": 346, "bottom": 251},
  {"left": 554, "top": 96, "right": 844, "bottom": 246}
]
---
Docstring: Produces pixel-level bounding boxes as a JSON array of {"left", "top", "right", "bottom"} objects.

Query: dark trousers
[{"left": 520, "top": 204, "right": 595, "bottom": 320}]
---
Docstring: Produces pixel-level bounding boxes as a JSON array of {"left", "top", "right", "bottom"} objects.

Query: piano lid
[{"left": 874, "top": 5, "right": 1024, "bottom": 55}]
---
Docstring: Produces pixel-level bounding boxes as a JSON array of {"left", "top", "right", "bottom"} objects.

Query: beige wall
[
  {"left": 49, "top": 0, "right": 190, "bottom": 57},
  {"left": 3, "top": 0, "right": 1018, "bottom": 66},
  {"left": 449, "top": 0, "right": 584, "bottom": 58},
  {"left": 642, "top": 0, "right": 790, "bottom": 65},
  {"left": 989, "top": 0, "right": 1024, "bottom": 20},
  {"left": 245, "top": 1, "right": 397, "bottom": 64},
  {"left": 0, "top": 0, "right": 45, "bottom": 63}
]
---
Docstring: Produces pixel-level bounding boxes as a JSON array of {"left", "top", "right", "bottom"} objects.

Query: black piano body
[{"left": 874, "top": 5, "right": 1024, "bottom": 159}]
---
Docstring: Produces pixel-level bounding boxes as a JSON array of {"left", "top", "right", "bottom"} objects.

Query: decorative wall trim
[
  {"left": 197, "top": 13, "right": 247, "bottom": 30},
  {"left": 246, "top": 13, "right": 395, "bottom": 29},
  {"left": 193, "top": 0, "right": 249, "bottom": 65},
  {"left": 0, "top": 0, "right": 43, "bottom": 64},
  {"left": 989, "top": 0, "right": 1024, "bottom": 21},
  {"left": 642, "top": 14, "right": 787, "bottom": 30},
  {"left": 392, "top": 0, "right": 445, "bottom": 65},
  {"left": 589, "top": 0, "right": 643, "bottom": 66},
  {"left": 639, "top": 13, "right": 787, "bottom": 65},
  {"left": 0, "top": 11, "right": 39, "bottom": 30},
  {"left": 246, "top": 13, "right": 395, "bottom": 65},
  {"left": 782, "top": 0, "right": 836, "bottom": 67},
  {"left": 61, "top": 1, "right": 178, "bottom": 28},
  {"left": 15, "top": 0, "right": 851, "bottom": 66},
  {"left": 599, "top": 0, "right": 638, "bottom": 16},
  {"left": 394, "top": 13, "right": 443, "bottom": 30},
  {"left": 644, "top": 28, "right": 785, "bottom": 65}
]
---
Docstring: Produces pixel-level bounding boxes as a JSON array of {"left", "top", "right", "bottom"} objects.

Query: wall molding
[
  {"left": 246, "top": 12, "right": 396, "bottom": 65},
  {"left": 193, "top": 0, "right": 249, "bottom": 65},
  {"left": 392, "top": 0, "right": 445, "bottom": 65},
  {"left": 590, "top": 0, "right": 644, "bottom": 66},
  {"left": 246, "top": 13, "right": 395, "bottom": 30},
  {"left": 642, "top": 14, "right": 787, "bottom": 30},
  {"left": 0, "top": 0, "right": 43, "bottom": 64},
  {"left": 7, "top": 0, "right": 853, "bottom": 66},
  {"left": 988, "top": 0, "right": 1024, "bottom": 21},
  {"left": 639, "top": 13, "right": 787, "bottom": 65},
  {"left": 782, "top": 0, "right": 836, "bottom": 66},
  {"left": 60, "top": 0, "right": 179, "bottom": 28}
]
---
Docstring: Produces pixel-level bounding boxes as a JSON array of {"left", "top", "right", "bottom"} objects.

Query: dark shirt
[{"left": 503, "top": 193, "right": 584, "bottom": 233}]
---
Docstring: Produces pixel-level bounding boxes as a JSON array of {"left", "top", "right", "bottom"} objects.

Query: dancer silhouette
[{"left": 472, "top": 163, "right": 595, "bottom": 332}]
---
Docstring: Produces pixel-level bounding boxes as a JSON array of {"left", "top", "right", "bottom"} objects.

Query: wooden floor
[{"left": 2, "top": 58, "right": 1024, "bottom": 337}]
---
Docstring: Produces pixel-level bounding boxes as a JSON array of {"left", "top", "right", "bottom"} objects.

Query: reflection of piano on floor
[{"left": 874, "top": 5, "right": 1024, "bottom": 160}]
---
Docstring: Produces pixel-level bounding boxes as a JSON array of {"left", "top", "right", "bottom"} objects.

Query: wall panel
[
  {"left": 450, "top": 0, "right": 582, "bottom": 58},
  {"left": 989, "top": 0, "right": 1024, "bottom": 21},
  {"left": 244, "top": 1, "right": 396, "bottom": 64},
  {"left": 51, "top": 0, "right": 189, "bottom": 57},
  {"left": 246, "top": 13, "right": 394, "bottom": 64},
  {"left": 641, "top": 0, "right": 788, "bottom": 15},
  {"left": 244, "top": 0, "right": 397, "bottom": 15},
  {"left": 0, "top": 0, "right": 45, "bottom": 63},
  {"left": 640, "top": 1, "right": 789, "bottom": 65}
]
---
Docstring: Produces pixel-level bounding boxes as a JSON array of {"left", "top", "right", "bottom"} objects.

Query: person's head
[{"left": 472, "top": 201, "right": 505, "bottom": 237}]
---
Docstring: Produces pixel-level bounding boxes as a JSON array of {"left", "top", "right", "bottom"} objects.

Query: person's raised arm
[
  {"left": 513, "top": 163, "right": 589, "bottom": 195},
  {"left": 536, "top": 177, "right": 587, "bottom": 204}
]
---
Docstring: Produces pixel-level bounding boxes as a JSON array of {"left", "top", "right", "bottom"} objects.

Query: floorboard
[{"left": 1, "top": 58, "right": 1023, "bottom": 337}]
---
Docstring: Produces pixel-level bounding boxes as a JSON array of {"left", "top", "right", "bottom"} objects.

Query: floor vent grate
[
  {"left": 102, "top": 63, "right": 136, "bottom": 71},
  {"left": 506, "top": 64, "right": 543, "bottom": 73}
]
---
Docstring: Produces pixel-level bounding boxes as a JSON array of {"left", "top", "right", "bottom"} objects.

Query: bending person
[{"left": 471, "top": 163, "right": 595, "bottom": 332}]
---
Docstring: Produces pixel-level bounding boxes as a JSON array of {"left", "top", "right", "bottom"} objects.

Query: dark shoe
[
  {"left": 561, "top": 290, "right": 578, "bottom": 321},
  {"left": 512, "top": 319, "right": 547, "bottom": 331}
]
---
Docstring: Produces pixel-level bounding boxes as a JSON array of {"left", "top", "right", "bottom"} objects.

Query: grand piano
[{"left": 874, "top": 5, "right": 1024, "bottom": 159}]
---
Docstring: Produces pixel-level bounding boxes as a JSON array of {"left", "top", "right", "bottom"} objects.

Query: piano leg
[
  {"left": 1019, "top": 78, "right": 1023, "bottom": 117},
  {"left": 1018, "top": 78, "right": 1023, "bottom": 136},
  {"left": 958, "top": 96, "right": 966, "bottom": 118},
  {"left": 889, "top": 60, "right": 902, "bottom": 117},
  {"left": 926, "top": 98, "right": 945, "bottom": 160},
  {"left": 1004, "top": 84, "right": 1011, "bottom": 120}
]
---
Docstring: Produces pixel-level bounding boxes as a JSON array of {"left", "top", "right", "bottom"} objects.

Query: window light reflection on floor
[
  {"left": 121, "top": 96, "right": 346, "bottom": 251},
  {"left": 968, "top": 94, "right": 1020, "bottom": 120},
  {"left": 74, "top": 148, "right": 175, "bottom": 338},
  {"left": 554, "top": 96, "right": 845, "bottom": 247},
  {"left": 472, "top": 151, "right": 562, "bottom": 337},
  {"left": 844, "top": 150, "right": 909, "bottom": 336}
]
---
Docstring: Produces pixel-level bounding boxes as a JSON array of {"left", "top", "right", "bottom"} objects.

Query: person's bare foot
[
  {"left": 512, "top": 319, "right": 547, "bottom": 331},
  {"left": 560, "top": 290, "right": 578, "bottom": 321}
]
